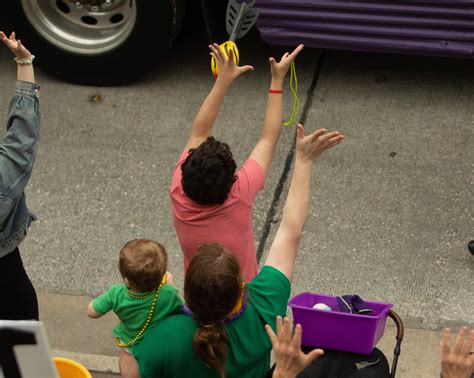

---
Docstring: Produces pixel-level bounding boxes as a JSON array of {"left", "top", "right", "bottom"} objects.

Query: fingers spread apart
[
  {"left": 209, "top": 43, "right": 226, "bottom": 63},
  {"left": 265, "top": 324, "right": 278, "bottom": 347}
]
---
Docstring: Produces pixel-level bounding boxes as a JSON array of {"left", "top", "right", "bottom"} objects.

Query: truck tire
[{"left": 6, "top": 0, "right": 185, "bottom": 85}]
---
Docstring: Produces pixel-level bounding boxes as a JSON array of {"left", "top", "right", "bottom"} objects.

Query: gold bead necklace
[
  {"left": 127, "top": 290, "right": 153, "bottom": 299},
  {"left": 116, "top": 275, "right": 166, "bottom": 348}
]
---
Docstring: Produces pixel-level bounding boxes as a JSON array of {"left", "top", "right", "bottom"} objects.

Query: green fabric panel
[
  {"left": 134, "top": 266, "right": 291, "bottom": 378},
  {"left": 92, "top": 283, "right": 184, "bottom": 348}
]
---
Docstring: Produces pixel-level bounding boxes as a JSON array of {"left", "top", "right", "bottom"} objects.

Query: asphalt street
[{"left": 0, "top": 11, "right": 472, "bottom": 374}]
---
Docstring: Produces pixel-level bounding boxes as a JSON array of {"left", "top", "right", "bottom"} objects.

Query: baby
[{"left": 87, "top": 239, "right": 184, "bottom": 377}]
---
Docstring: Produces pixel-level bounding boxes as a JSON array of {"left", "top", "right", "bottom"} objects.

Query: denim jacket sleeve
[{"left": 0, "top": 80, "right": 40, "bottom": 199}]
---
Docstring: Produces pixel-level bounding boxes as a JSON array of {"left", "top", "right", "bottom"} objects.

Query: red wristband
[{"left": 269, "top": 89, "right": 283, "bottom": 94}]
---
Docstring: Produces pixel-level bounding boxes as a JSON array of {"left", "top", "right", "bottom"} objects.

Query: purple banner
[{"left": 256, "top": 0, "right": 474, "bottom": 58}]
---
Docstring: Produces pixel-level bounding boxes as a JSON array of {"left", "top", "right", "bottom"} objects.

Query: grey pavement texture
[
  {"left": 0, "top": 35, "right": 318, "bottom": 296},
  {"left": 0, "top": 20, "right": 473, "bottom": 377},
  {"left": 260, "top": 50, "right": 474, "bottom": 330}
]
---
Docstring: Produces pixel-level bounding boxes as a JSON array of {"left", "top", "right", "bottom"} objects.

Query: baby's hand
[{"left": 165, "top": 271, "right": 176, "bottom": 287}]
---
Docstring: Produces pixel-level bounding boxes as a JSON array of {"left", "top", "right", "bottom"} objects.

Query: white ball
[{"left": 313, "top": 303, "right": 332, "bottom": 311}]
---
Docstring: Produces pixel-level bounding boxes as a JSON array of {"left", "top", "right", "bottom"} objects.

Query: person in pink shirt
[{"left": 170, "top": 43, "right": 303, "bottom": 282}]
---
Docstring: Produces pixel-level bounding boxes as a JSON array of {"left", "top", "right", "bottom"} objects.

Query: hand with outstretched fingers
[
  {"left": 269, "top": 44, "right": 304, "bottom": 81},
  {"left": 209, "top": 43, "right": 254, "bottom": 86},
  {"left": 266, "top": 316, "right": 324, "bottom": 378},
  {"left": 440, "top": 326, "right": 474, "bottom": 378},
  {"left": 0, "top": 31, "right": 32, "bottom": 59},
  {"left": 296, "top": 124, "right": 344, "bottom": 163}
]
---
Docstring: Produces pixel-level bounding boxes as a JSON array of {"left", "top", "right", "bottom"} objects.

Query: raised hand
[
  {"left": 296, "top": 124, "right": 344, "bottom": 163},
  {"left": 269, "top": 44, "right": 304, "bottom": 81},
  {"left": 209, "top": 43, "right": 254, "bottom": 86},
  {"left": 440, "top": 326, "right": 474, "bottom": 378},
  {"left": 266, "top": 316, "right": 324, "bottom": 378},
  {"left": 1, "top": 31, "right": 35, "bottom": 83},
  {"left": 0, "top": 31, "right": 33, "bottom": 59}
]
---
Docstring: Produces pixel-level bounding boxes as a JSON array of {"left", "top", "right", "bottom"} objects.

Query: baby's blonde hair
[{"left": 119, "top": 239, "right": 167, "bottom": 292}]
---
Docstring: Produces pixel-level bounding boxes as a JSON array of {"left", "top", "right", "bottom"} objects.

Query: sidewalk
[
  {"left": 39, "top": 292, "right": 119, "bottom": 376},
  {"left": 40, "top": 291, "right": 443, "bottom": 377}
]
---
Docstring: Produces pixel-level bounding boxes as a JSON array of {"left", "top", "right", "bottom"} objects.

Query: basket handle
[
  {"left": 388, "top": 310, "right": 404, "bottom": 378},
  {"left": 388, "top": 310, "right": 404, "bottom": 341}
]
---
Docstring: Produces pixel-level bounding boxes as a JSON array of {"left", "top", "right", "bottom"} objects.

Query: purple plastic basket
[{"left": 288, "top": 292, "right": 393, "bottom": 355}]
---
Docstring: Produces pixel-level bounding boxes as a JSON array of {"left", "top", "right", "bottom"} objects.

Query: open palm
[
  {"left": 296, "top": 124, "right": 344, "bottom": 162},
  {"left": 266, "top": 316, "right": 324, "bottom": 377},
  {"left": 0, "top": 31, "right": 32, "bottom": 59},
  {"left": 209, "top": 43, "right": 253, "bottom": 84},
  {"left": 269, "top": 44, "right": 304, "bottom": 80}
]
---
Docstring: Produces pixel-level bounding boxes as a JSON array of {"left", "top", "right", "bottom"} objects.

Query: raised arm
[
  {"left": 264, "top": 124, "right": 343, "bottom": 282},
  {"left": 249, "top": 44, "right": 304, "bottom": 175},
  {"left": 183, "top": 44, "right": 254, "bottom": 152},
  {"left": 0, "top": 31, "right": 40, "bottom": 196},
  {"left": 1, "top": 31, "right": 35, "bottom": 84}
]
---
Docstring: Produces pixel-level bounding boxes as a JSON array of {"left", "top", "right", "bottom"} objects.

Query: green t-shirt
[
  {"left": 92, "top": 283, "right": 184, "bottom": 349},
  {"left": 133, "top": 265, "right": 291, "bottom": 378}
]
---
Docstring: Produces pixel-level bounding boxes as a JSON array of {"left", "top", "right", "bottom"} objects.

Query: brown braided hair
[{"left": 184, "top": 243, "right": 242, "bottom": 377}]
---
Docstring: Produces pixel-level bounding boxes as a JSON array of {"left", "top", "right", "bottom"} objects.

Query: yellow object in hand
[{"left": 211, "top": 41, "right": 240, "bottom": 77}]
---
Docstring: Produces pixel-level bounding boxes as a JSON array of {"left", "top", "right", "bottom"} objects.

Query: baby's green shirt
[{"left": 92, "top": 283, "right": 184, "bottom": 349}]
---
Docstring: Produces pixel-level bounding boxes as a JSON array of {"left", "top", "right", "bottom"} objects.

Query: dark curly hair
[{"left": 181, "top": 137, "right": 237, "bottom": 205}]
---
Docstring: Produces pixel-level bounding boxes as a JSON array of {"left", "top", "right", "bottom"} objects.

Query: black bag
[{"left": 297, "top": 347, "right": 390, "bottom": 378}]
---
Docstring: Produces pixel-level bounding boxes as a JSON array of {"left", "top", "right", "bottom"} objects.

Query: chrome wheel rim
[{"left": 20, "top": 0, "right": 137, "bottom": 55}]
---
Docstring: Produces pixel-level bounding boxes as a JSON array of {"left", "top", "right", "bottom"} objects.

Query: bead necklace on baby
[{"left": 116, "top": 275, "right": 167, "bottom": 348}]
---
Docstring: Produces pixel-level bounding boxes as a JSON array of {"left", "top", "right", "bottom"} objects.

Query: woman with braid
[{"left": 133, "top": 124, "right": 343, "bottom": 377}]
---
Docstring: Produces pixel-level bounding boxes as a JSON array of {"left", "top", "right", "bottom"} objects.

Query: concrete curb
[
  {"left": 39, "top": 291, "right": 453, "bottom": 377},
  {"left": 52, "top": 350, "right": 119, "bottom": 375}
]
